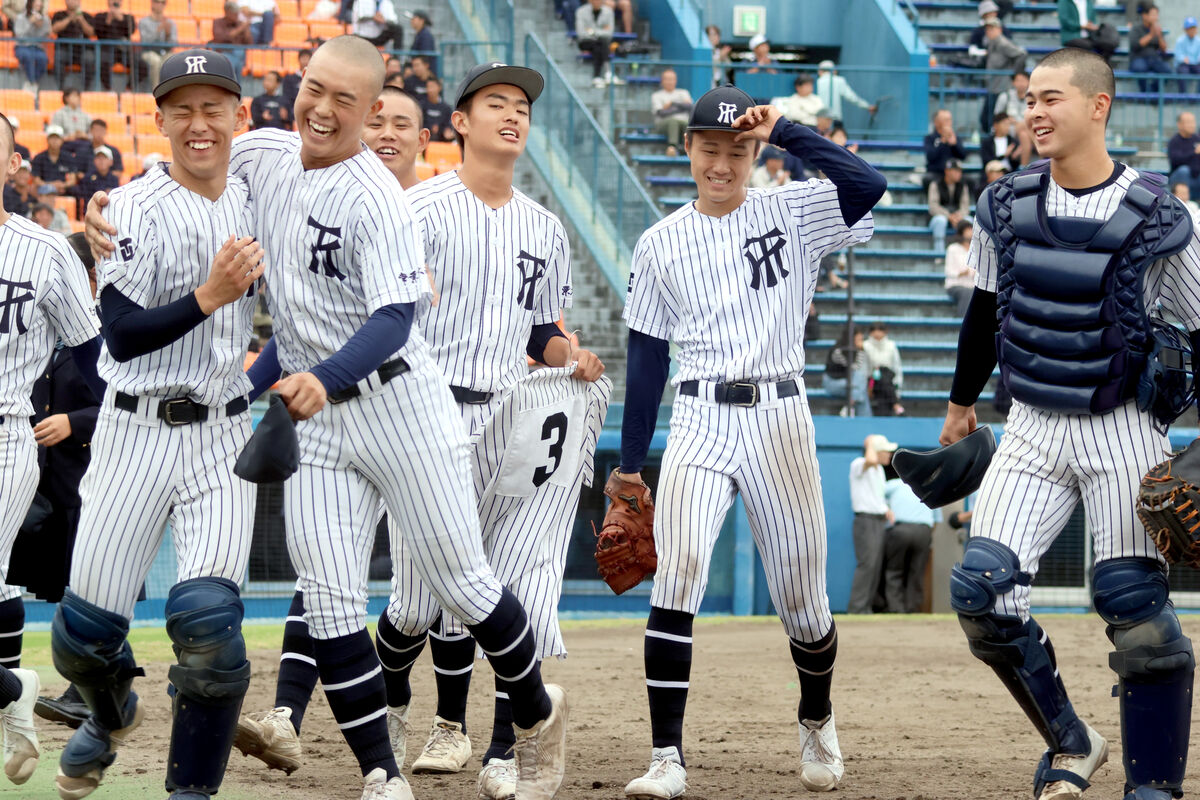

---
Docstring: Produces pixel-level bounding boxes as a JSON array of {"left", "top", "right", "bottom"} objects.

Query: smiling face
[
  {"left": 156, "top": 83, "right": 244, "bottom": 188},
  {"left": 293, "top": 44, "right": 383, "bottom": 170},
  {"left": 363, "top": 90, "right": 427, "bottom": 178},
  {"left": 1024, "top": 63, "right": 1110, "bottom": 160},
  {"left": 685, "top": 129, "right": 755, "bottom": 215},
  {"left": 452, "top": 84, "right": 530, "bottom": 162}
]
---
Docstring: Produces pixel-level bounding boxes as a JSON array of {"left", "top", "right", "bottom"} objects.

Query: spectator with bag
[
  {"left": 1058, "top": 0, "right": 1117, "bottom": 62},
  {"left": 14, "top": 0, "right": 51, "bottom": 93},
  {"left": 864, "top": 322, "right": 904, "bottom": 416},
  {"left": 823, "top": 326, "right": 871, "bottom": 417}
]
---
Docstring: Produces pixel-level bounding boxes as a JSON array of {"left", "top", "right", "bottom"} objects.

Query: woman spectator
[
  {"left": 863, "top": 322, "right": 904, "bottom": 416},
  {"left": 706, "top": 24, "right": 733, "bottom": 87},
  {"left": 944, "top": 219, "right": 976, "bottom": 316},
  {"left": 14, "top": 0, "right": 51, "bottom": 94},
  {"left": 824, "top": 326, "right": 871, "bottom": 417}
]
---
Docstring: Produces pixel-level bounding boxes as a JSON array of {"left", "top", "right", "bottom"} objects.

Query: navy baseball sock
[
  {"left": 483, "top": 683, "right": 516, "bottom": 764},
  {"left": 313, "top": 630, "right": 397, "bottom": 779},
  {"left": 790, "top": 622, "right": 838, "bottom": 722},
  {"left": 466, "top": 588, "right": 551, "bottom": 729},
  {"left": 375, "top": 610, "right": 428, "bottom": 709},
  {"left": 273, "top": 591, "right": 319, "bottom": 733},
  {"left": 428, "top": 618, "right": 475, "bottom": 730},
  {"left": 0, "top": 666, "right": 22, "bottom": 707},
  {"left": 0, "top": 597, "right": 24, "bottom": 671},
  {"left": 644, "top": 606, "right": 693, "bottom": 765}
]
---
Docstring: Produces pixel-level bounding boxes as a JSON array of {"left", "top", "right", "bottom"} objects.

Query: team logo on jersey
[
  {"left": 185, "top": 55, "right": 208, "bottom": 74},
  {"left": 515, "top": 250, "right": 546, "bottom": 310},
  {"left": 743, "top": 227, "right": 789, "bottom": 290},
  {"left": 307, "top": 216, "right": 345, "bottom": 281},
  {"left": 717, "top": 102, "right": 738, "bottom": 125},
  {"left": 118, "top": 237, "right": 134, "bottom": 261},
  {"left": 0, "top": 278, "right": 35, "bottom": 335}
]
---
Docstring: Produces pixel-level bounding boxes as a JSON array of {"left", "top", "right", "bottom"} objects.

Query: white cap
[
  {"left": 93, "top": 145, "right": 113, "bottom": 159},
  {"left": 17, "top": 159, "right": 30, "bottom": 171},
  {"left": 44, "top": 124, "right": 64, "bottom": 138},
  {"left": 818, "top": 59, "right": 836, "bottom": 70},
  {"left": 748, "top": 33, "right": 768, "bottom": 49},
  {"left": 978, "top": 0, "right": 1000, "bottom": 15},
  {"left": 865, "top": 434, "right": 899, "bottom": 453},
  {"left": 142, "top": 152, "right": 163, "bottom": 171}
]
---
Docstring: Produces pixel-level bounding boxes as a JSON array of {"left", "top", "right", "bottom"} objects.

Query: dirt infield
[{"left": 18, "top": 614, "right": 1200, "bottom": 800}]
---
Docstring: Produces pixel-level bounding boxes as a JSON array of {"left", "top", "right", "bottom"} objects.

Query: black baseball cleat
[{"left": 34, "top": 684, "right": 89, "bottom": 730}]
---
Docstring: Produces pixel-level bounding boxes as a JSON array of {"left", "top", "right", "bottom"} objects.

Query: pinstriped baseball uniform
[
  {"left": 388, "top": 367, "right": 612, "bottom": 657},
  {"left": 625, "top": 180, "right": 874, "bottom": 642},
  {"left": 227, "top": 130, "right": 504, "bottom": 639},
  {"left": 0, "top": 214, "right": 98, "bottom": 605},
  {"left": 969, "top": 164, "right": 1200, "bottom": 620},
  {"left": 70, "top": 166, "right": 259, "bottom": 617}
]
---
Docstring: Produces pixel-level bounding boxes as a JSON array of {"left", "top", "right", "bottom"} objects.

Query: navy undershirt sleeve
[
  {"left": 949, "top": 288, "right": 1000, "bottom": 406},
  {"left": 620, "top": 329, "right": 670, "bottom": 473},
  {"left": 526, "top": 322, "right": 568, "bottom": 363},
  {"left": 99, "top": 285, "right": 210, "bottom": 362},
  {"left": 67, "top": 335, "right": 107, "bottom": 401},
  {"left": 246, "top": 337, "right": 281, "bottom": 402},
  {"left": 309, "top": 303, "right": 414, "bottom": 395},
  {"left": 768, "top": 117, "right": 888, "bottom": 227}
]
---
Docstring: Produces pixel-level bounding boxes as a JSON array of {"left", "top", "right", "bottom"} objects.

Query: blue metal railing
[
  {"left": 442, "top": 0, "right": 513, "bottom": 64},
  {"left": 893, "top": 0, "right": 922, "bottom": 49}
]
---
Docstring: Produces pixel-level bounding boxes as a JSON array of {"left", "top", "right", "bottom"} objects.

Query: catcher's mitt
[
  {"left": 594, "top": 470, "right": 657, "bottom": 595},
  {"left": 1137, "top": 439, "right": 1200, "bottom": 569}
]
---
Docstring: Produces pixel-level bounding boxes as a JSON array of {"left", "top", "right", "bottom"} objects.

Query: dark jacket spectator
[
  {"left": 211, "top": 1, "right": 252, "bottom": 78},
  {"left": 421, "top": 77, "right": 453, "bottom": 141},
  {"left": 32, "top": 127, "right": 74, "bottom": 195},
  {"left": 3, "top": 162, "right": 36, "bottom": 217},
  {"left": 92, "top": 0, "right": 142, "bottom": 90},
  {"left": 1168, "top": 111, "right": 1200, "bottom": 197},
  {"left": 251, "top": 70, "right": 292, "bottom": 130},
  {"left": 73, "top": 146, "right": 120, "bottom": 216},
  {"left": 50, "top": 0, "right": 96, "bottom": 88},
  {"left": 410, "top": 11, "right": 436, "bottom": 71},
  {"left": 923, "top": 109, "right": 967, "bottom": 180},
  {"left": 282, "top": 48, "right": 310, "bottom": 116},
  {"left": 1129, "top": 2, "right": 1171, "bottom": 91}
]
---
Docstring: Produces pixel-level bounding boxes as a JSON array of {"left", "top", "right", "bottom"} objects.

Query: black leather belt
[
  {"left": 114, "top": 392, "right": 249, "bottom": 425},
  {"left": 450, "top": 385, "right": 493, "bottom": 405},
  {"left": 327, "top": 357, "right": 410, "bottom": 404},
  {"left": 678, "top": 379, "right": 799, "bottom": 407}
]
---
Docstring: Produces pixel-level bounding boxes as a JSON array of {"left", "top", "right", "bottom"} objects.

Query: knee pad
[
  {"left": 164, "top": 578, "right": 250, "bottom": 704},
  {"left": 1093, "top": 558, "right": 1170, "bottom": 628},
  {"left": 51, "top": 590, "right": 142, "bottom": 730},
  {"left": 950, "top": 538, "right": 1031, "bottom": 617}
]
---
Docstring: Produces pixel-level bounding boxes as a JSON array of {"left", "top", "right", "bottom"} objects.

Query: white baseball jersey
[
  {"left": 625, "top": 180, "right": 873, "bottom": 384},
  {"left": 228, "top": 129, "right": 431, "bottom": 373},
  {"left": 405, "top": 170, "right": 573, "bottom": 394},
  {"left": 97, "top": 164, "right": 257, "bottom": 406},
  {"left": 0, "top": 214, "right": 98, "bottom": 417},
  {"left": 969, "top": 163, "right": 1200, "bottom": 619}
]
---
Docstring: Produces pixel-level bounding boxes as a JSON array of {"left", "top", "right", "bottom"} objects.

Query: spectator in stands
[
  {"left": 814, "top": 107, "right": 836, "bottom": 139},
  {"left": 944, "top": 218, "right": 976, "bottom": 316},
  {"left": 6, "top": 118, "right": 30, "bottom": 161},
  {"left": 606, "top": 0, "right": 633, "bottom": 36},
  {"left": 882, "top": 477, "right": 938, "bottom": 613},
  {"left": 928, "top": 158, "right": 969, "bottom": 252},
  {"left": 864, "top": 322, "right": 904, "bottom": 416},
  {"left": 1129, "top": 2, "right": 1171, "bottom": 92},
  {"left": 746, "top": 33, "right": 776, "bottom": 75},
  {"left": 281, "top": 47, "right": 310, "bottom": 113},
  {"left": 410, "top": 11, "right": 436, "bottom": 71},
  {"left": 576, "top": 0, "right": 615, "bottom": 88},
  {"left": 80, "top": 118, "right": 122, "bottom": 175},
  {"left": 3, "top": 159, "right": 36, "bottom": 217},
  {"left": 1176, "top": 16, "right": 1200, "bottom": 93},
  {"left": 73, "top": 144, "right": 117, "bottom": 216},
  {"left": 830, "top": 126, "right": 858, "bottom": 153},
  {"left": 251, "top": 70, "right": 291, "bottom": 130},
  {"left": 993, "top": 68, "right": 1028, "bottom": 118},
  {"left": 15, "top": 0, "right": 51, "bottom": 94},
  {"left": 1168, "top": 111, "right": 1200, "bottom": 198},
  {"left": 138, "top": 0, "right": 176, "bottom": 88},
  {"left": 981, "top": 16, "right": 1026, "bottom": 132},
  {"left": 241, "top": 0, "right": 276, "bottom": 44},
  {"left": 50, "top": 0, "right": 95, "bottom": 89},
  {"left": 706, "top": 23, "right": 733, "bottom": 87},
  {"left": 825, "top": 327, "right": 871, "bottom": 417},
  {"left": 403, "top": 54, "right": 433, "bottom": 101},
  {"left": 1173, "top": 181, "right": 1200, "bottom": 216},
  {"left": 774, "top": 74, "right": 823, "bottom": 126},
  {"left": 210, "top": 0, "right": 252, "bottom": 81},
  {"left": 132, "top": 151, "right": 162, "bottom": 180},
  {"left": 651, "top": 68, "right": 692, "bottom": 156},
  {"left": 1058, "top": 0, "right": 1117, "bottom": 62},
  {"left": 31, "top": 201, "right": 71, "bottom": 235},
  {"left": 984, "top": 158, "right": 1007, "bottom": 183},
  {"left": 968, "top": 1, "right": 1010, "bottom": 56},
  {"left": 385, "top": 55, "right": 401, "bottom": 81},
  {"left": 33, "top": 125, "right": 75, "bottom": 197},
  {"left": 50, "top": 88, "right": 90, "bottom": 141},
  {"left": 93, "top": 0, "right": 141, "bottom": 90},
  {"left": 815, "top": 59, "right": 876, "bottom": 122},
  {"left": 923, "top": 108, "right": 966, "bottom": 185},
  {"left": 422, "top": 77, "right": 454, "bottom": 141},
  {"left": 980, "top": 112, "right": 1019, "bottom": 171},
  {"left": 351, "top": 0, "right": 403, "bottom": 53},
  {"left": 749, "top": 146, "right": 789, "bottom": 189}
]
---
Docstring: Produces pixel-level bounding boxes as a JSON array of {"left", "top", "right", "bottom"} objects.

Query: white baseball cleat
[
  {"left": 386, "top": 705, "right": 413, "bottom": 769},
  {"left": 624, "top": 746, "right": 687, "bottom": 800},
  {"left": 1037, "top": 723, "right": 1109, "bottom": 800},
  {"left": 234, "top": 706, "right": 302, "bottom": 774},
  {"left": 799, "top": 712, "right": 845, "bottom": 792},
  {"left": 361, "top": 767, "right": 415, "bottom": 800},
  {"left": 512, "top": 683, "right": 569, "bottom": 800},
  {"left": 411, "top": 715, "right": 472, "bottom": 773},
  {"left": 478, "top": 757, "right": 518, "bottom": 800},
  {"left": 1, "top": 669, "right": 40, "bottom": 785}
]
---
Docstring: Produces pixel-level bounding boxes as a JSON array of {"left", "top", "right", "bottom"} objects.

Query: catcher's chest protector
[{"left": 980, "top": 163, "right": 1193, "bottom": 415}]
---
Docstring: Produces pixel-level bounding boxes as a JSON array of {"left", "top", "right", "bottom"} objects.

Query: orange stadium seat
[
  {"left": 245, "top": 48, "right": 280, "bottom": 78},
  {"left": 81, "top": 92, "right": 119, "bottom": 116},
  {"left": 307, "top": 20, "right": 346, "bottom": 41},
  {"left": 15, "top": 128, "right": 42, "bottom": 154},
  {"left": 415, "top": 161, "right": 435, "bottom": 181},
  {"left": 126, "top": 0, "right": 152, "bottom": 16},
  {"left": 106, "top": 133, "right": 135, "bottom": 159},
  {"left": 191, "top": 0, "right": 225, "bottom": 18},
  {"left": 80, "top": 0, "right": 106, "bottom": 12},
  {"left": 424, "top": 141, "right": 461, "bottom": 171},
  {"left": 133, "top": 114, "right": 159, "bottom": 136},
  {"left": 91, "top": 112, "right": 127, "bottom": 133},
  {"left": 281, "top": 49, "right": 301, "bottom": 73},
  {"left": 0, "top": 89, "right": 36, "bottom": 112},
  {"left": 8, "top": 109, "right": 46, "bottom": 135},
  {"left": 0, "top": 39, "right": 17, "bottom": 71},
  {"left": 126, "top": 93, "right": 157, "bottom": 115},
  {"left": 275, "top": 21, "right": 309, "bottom": 47},
  {"left": 195, "top": 18, "right": 213, "bottom": 44},
  {"left": 172, "top": 16, "right": 200, "bottom": 43},
  {"left": 297, "top": 0, "right": 320, "bottom": 16},
  {"left": 37, "top": 91, "right": 63, "bottom": 115},
  {"left": 134, "top": 135, "right": 171, "bottom": 159},
  {"left": 54, "top": 196, "right": 77, "bottom": 221}
]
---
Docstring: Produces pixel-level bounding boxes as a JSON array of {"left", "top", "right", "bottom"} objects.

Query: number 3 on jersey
[{"left": 493, "top": 397, "right": 586, "bottom": 497}]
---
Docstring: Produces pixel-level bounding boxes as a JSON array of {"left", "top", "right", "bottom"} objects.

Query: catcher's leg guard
[
  {"left": 951, "top": 539, "right": 1093, "bottom": 762},
  {"left": 51, "top": 591, "right": 142, "bottom": 732},
  {"left": 1093, "top": 558, "right": 1194, "bottom": 799},
  {"left": 164, "top": 577, "right": 251, "bottom": 796}
]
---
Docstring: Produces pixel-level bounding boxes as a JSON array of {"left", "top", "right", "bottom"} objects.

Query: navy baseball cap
[
  {"left": 454, "top": 62, "right": 544, "bottom": 107},
  {"left": 687, "top": 85, "right": 754, "bottom": 132},
  {"left": 154, "top": 49, "right": 242, "bottom": 104}
]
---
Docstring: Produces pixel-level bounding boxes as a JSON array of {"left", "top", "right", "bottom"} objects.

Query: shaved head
[
  {"left": 1035, "top": 48, "right": 1115, "bottom": 106},
  {"left": 313, "top": 35, "right": 386, "bottom": 99}
]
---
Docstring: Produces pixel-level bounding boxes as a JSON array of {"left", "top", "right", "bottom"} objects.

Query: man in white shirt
[
  {"left": 351, "top": 0, "right": 403, "bottom": 51},
  {"left": 650, "top": 68, "right": 692, "bottom": 156},
  {"left": 774, "top": 74, "right": 824, "bottom": 126},
  {"left": 815, "top": 60, "right": 876, "bottom": 122},
  {"left": 847, "top": 434, "right": 895, "bottom": 613}
]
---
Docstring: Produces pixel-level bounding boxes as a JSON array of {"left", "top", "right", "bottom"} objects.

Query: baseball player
[
  {"left": 89, "top": 37, "right": 571, "bottom": 800},
  {"left": 943, "top": 47, "right": 1198, "bottom": 800},
  {"left": 50, "top": 50, "right": 266, "bottom": 800},
  {"left": 0, "top": 114, "right": 103, "bottom": 789},
  {"left": 617, "top": 86, "right": 885, "bottom": 799}
]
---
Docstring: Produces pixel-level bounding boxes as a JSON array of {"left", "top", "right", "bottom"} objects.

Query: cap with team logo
[
  {"left": 154, "top": 48, "right": 242, "bottom": 103},
  {"left": 686, "top": 84, "right": 754, "bottom": 132},
  {"left": 1187, "top": 16, "right": 1198, "bottom": 28},
  {"left": 454, "top": 62, "right": 544, "bottom": 108}
]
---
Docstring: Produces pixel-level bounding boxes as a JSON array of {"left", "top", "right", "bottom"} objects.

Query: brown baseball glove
[
  {"left": 594, "top": 469, "right": 657, "bottom": 595},
  {"left": 1137, "top": 439, "right": 1200, "bottom": 569}
]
